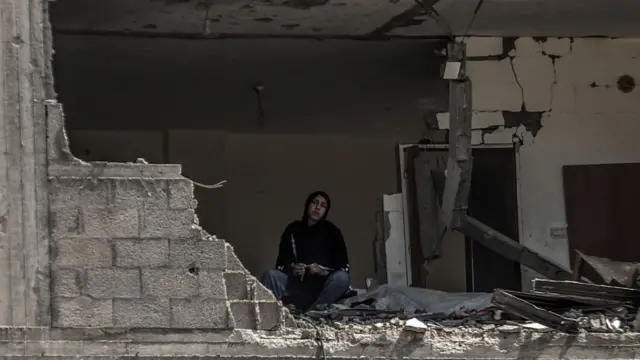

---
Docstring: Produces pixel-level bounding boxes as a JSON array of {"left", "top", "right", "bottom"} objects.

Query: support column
[
  {"left": 0, "top": 0, "right": 50, "bottom": 326},
  {"left": 441, "top": 42, "right": 473, "bottom": 230}
]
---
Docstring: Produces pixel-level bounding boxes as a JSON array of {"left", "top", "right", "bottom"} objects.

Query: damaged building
[{"left": 2, "top": 0, "right": 640, "bottom": 358}]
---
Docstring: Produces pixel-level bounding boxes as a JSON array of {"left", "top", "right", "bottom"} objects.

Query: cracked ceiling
[{"left": 51, "top": 0, "right": 640, "bottom": 38}]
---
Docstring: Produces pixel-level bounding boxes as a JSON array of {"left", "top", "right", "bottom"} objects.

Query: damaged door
[{"left": 400, "top": 144, "right": 521, "bottom": 292}]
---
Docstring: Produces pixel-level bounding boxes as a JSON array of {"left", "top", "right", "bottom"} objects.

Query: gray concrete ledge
[
  {"left": 1, "top": 326, "right": 639, "bottom": 359},
  {"left": 48, "top": 162, "right": 183, "bottom": 178}
]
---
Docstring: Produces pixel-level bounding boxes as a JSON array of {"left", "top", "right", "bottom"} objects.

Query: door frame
[{"left": 397, "top": 143, "right": 523, "bottom": 288}]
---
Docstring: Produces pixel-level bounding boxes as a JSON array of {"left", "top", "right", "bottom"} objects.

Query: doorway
[{"left": 399, "top": 144, "right": 521, "bottom": 292}]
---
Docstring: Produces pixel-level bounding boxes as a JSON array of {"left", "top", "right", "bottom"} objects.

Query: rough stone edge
[
  {"left": 44, "top": 101, "right": 291, "bottom": 330},
  {"left": 0, "top": 326, "right": 639, "bottom": 359}
]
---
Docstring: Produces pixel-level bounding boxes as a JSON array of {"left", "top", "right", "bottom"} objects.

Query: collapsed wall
[
  {"left": 45, "top": 101, "right": 286, "bottom": 330},
  {"left": 435, "top": 37, "right": 640, "bottom": 288}
]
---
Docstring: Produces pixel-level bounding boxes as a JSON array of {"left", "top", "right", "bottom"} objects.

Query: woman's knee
[{"left": 328, "top": 270, "right": 350, "bottom": 287}]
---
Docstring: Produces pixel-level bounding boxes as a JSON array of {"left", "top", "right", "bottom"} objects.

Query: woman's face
[{"left": 307, "top": 195, "right": 328, "bottom": 222}]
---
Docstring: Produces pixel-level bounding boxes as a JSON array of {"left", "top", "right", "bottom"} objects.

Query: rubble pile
[{"left": 299, "top": 253, "right": 640, "bottom": 335}]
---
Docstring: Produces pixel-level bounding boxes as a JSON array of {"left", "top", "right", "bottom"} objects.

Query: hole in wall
[
  {"left": 617, "top": 74, "right": 635, "bottom": 93},
  {"left": 188, "top": 266, "right": 199, "bottom": 275}
]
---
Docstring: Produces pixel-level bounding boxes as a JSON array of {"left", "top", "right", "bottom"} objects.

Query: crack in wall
[{"left": 508, "top": 57, "right": 526, "bottom": 112}]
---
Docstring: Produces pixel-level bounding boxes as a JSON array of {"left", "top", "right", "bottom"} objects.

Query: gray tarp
[{"left": 341, "top": 284, "right": 493, "bottom": 314}]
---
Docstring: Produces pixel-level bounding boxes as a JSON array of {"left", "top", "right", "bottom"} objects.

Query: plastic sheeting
[{"left": 341, "top": 284, "right": 493, "bottom": 314}]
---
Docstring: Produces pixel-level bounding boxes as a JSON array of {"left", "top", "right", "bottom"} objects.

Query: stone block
[
  {"left": 53, "top": 237, "right": 112, "bottom": 268},
  {"left": 471, "top": 130, "right": 483, "bottom": 145},
  {"left": 225, "top": 243, "right": 246, "bottom": 272},
  {"left": 468, "top": 59, "right": 523, "bottom": 111},
  {"left": 141, "top": 209, "right": 196, "bottom": 238},
  {"left": 224, "top": 271, "right": 248, "bottom": 300},
  {"left": 51, "top": 269, "right": 81, "bottom": 297},
  {"left": 229, "top": 301, "right": 257, "bottom": 330},
  {"left": 542, "top": 38, "right": 571, "bottom": 56},
  {"left": 85, "top": 268, "right": 141, "bottom": 298},
  {"left": 257, "top": 301, "right": 282, "bottom": 330},
  {"left": 49, "top": 162, "right": 182, "bottom": 178},
  {"left": 49, "top": 177, "right": 109, "bottom": 208},
  {"left": 512, "top": 55, "right": 554, "bottom": 111},
  {"left": 53, "top": 297, "right": 113, "bottom": 327},
  {"left": 168, "top": 179, "right": 195, "bottom": 209},
  {"left": 50, "top": 207, "right": 82, "bottom": 238},
  {"left": 171, "top": 299, "right": 229, "bottom": 328},
  {"left": 83, "top": 207, "right": 139, "bottom": 238},
  {"left": 141, "top": 269, "right": 198, "bottom": 298},
  {"left": 112, "top": 178, "right": 168, "bottom": 209},
  {"left": 198, "top": 270, "right": 227, "bottom": 299},
  {"left": 483, "top": 127, "right": 516, "bottom": 144},
  {"left": 170, "top": 239, "right": 226, "bottom": 270},
  {"left": 459, "top": 36, "right": 503, "bottom": 57},
  {"left": 115, "top": 239, "right": 169, "bottom": 267},
  {"left": 114, "top": 299, "right": 170, "bottom": 328},
  {"left": 254, "top": 281, "right": 276, "bottom": 301}
]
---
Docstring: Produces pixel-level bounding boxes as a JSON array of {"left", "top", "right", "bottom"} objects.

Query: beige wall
[
  {"left": 69, "top": 130, "right": 404, "bottom": 288},
  {"left": 169, "top": 132, "right": 401, "bottom": 287}
]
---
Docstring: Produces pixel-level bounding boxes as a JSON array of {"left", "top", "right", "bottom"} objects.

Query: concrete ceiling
[{"left": 50, "top": 0, "right": 640, "bottom": 38}]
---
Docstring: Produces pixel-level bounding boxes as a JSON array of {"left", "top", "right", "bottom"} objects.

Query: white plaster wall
[{"left": 440, "top": 37, "right": 640, "bottom": 288}]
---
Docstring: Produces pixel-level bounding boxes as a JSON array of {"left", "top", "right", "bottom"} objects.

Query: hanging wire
[
  {"left": 461, "top": 0, "right": 486, "bottom": 42},
  {"left": 294, "top": 315, "right": 327, "bottom": 360},
  {"left": 414, "top": 0, "right": 486, "bottom": 43}
]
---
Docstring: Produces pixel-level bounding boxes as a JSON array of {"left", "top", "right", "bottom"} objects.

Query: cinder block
[
  {"left": 49, "top": 177, "right": 109, "bottom": 208},
  {"left": 141, "top": 269, "right": 198, "bottom": 298},
  {"left": 53, "top": 297, "right": 113, "bottom": 327},
  {"left": 512, "top": 55, "right": 554, "bottom": 111},
  {"left": 224, "top": 272, "right": 248, "bottom": 300},
  {"left": 471, "top": 130, "right": 483, "bottom": 145},
  {"left": 229, "top": 301, "right": 257, "bottom": 330},
  {"left": 168, "top": 179, "right": 195, "bottom": 209},
  {"left": 459, "top": 36, "right": 503, "bottom": 57},
  {"left": 514, "top": 37, "right": 544, "bottom": 56},
  {"left": 112, "top": 178, "right": 168, "bottom": 209},
  {"left": 483, "top": 127, "right": 516, "bottom": 144},
  {"left": 115, "top": 239, "right": 169, "bottom": 267},
  {"left": 170, "top": 239, "right": 226, "bottom": 270},
  {"left": 85, "top": 268, "right": 141, "bottom": 298},
  {"left": 114, "top": 299, "right": 170, "bottom": 328},
  {"left": 257, "top": 301, "right": 282, "bottom": 330},
  {"left": 84, "top": 207, "right": 139, "bottom": 238},
  {"left": 50, "top": 207, "right": 82, "bottom": 238},
  {"left": 254, "top": 281, "right": 276, "bottom": 302},
  {"left": 53, "top": 237, "right": 112, "bottom": 268},
  {"left": 141, "top": 209, "right": 196, "bottom": 238},
  {"left": 225, "top": 243, "right": 246, "bottom": 272},
  {"left": 171, "top": 299, "right": 229, "bottom": 329},
  {"left": 199, "top": 270, "right": 227, "bottom": 299},
  {"left": 467, "top": 59, "right": 523, "bottom": 111},
  {"left": 51, "top": 269, "right": 81, "bottom": 297},
  {"left": 542, "top": 38, "right": 571, "bottom": 56}
]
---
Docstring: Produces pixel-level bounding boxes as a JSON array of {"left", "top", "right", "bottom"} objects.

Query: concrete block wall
[
  {"left": 437, "top": 37, "right": 640, "bottom": 288},
  {"left": 46, "top": 102, "right": 285, "bottom": 330}
]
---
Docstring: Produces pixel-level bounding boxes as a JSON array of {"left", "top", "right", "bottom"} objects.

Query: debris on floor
[{"left": 297, "top": 255, "right": 640, "bottom": 335}]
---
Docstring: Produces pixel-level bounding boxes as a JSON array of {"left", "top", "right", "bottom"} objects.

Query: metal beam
[{"left": 460, "top": 215, "right": 573, "bottom": 280}]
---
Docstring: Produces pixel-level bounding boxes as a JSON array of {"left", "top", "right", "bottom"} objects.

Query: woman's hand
[
  {"left": 293, "top": 263, "right": 307, "bottom": 276},
  {"left": 308, "top": 263, "right": 328, "bottom": 276}
]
